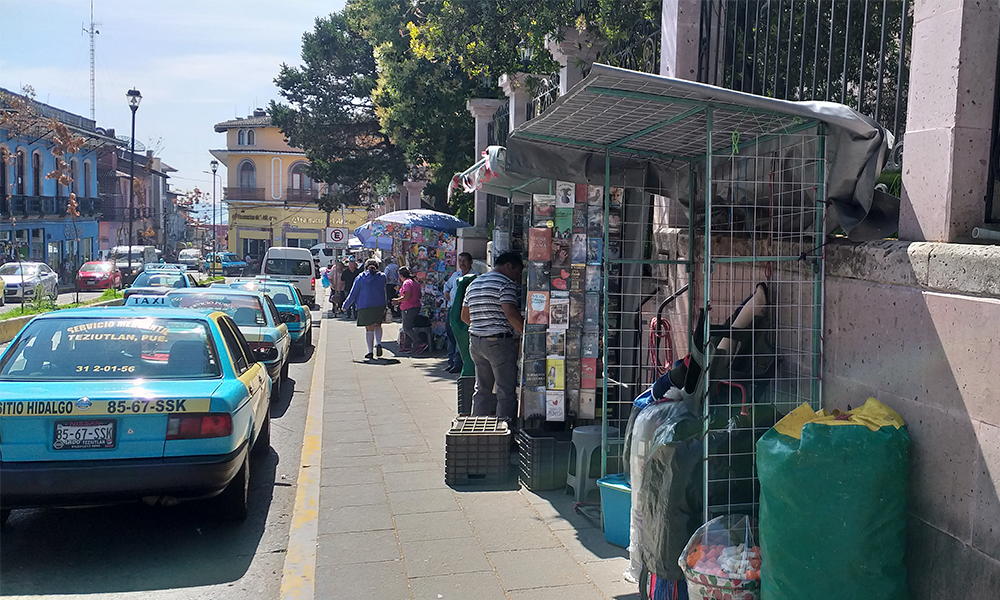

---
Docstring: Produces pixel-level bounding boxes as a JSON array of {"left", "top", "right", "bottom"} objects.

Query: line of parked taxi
[{"left": 0, "top": 269, "right": 316, "bottom": 525}]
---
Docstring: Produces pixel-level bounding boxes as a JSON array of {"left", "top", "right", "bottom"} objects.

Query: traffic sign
[{"left": 324, "top": 227, "right": 349, "bottom": 249}]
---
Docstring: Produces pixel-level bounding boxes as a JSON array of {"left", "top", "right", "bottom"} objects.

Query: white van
[
  {"left": 310, "top": 243, "right": 337, "bottom": 269},
  {"left": 261, "top": 246, "right": 317, "bottom": 305}
]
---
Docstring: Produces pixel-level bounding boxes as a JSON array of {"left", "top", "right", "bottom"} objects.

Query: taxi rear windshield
[
  {"left": 0, "top": 317, "right": 221, "bottom": 380},
  {"left": 230, "top": 283, "right": 297, "bottom": 305},
  {"left": 264, "top": 258, "right": 312, "bottom": 276},
  {"left": 167, "top": 293, "right": 265, "bottom": 326},
  {"left": 132, "top": 272, "right": 185, "bottom": 288}
]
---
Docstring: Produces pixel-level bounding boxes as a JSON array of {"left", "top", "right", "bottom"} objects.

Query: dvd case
[
  {"left": 555, "top": 181, "right": 575, "bottom": 207},
  {"left": 549, "top": 266, "right": 570, "bottom": 291},
  {"left": 546, "top": 358, "right": 564, "bottom": 390},
  {"left": 546, "top": 330, "right": 565, "bottom": 357},
  {"left": 527, "top": 291, "right": 549, "bottom": 325},
  {"left": 549, "top": 295, "right": 569, "bottom": 331},
  {"left": 581, "top": 357, "right": 597, "bottom": 389},
  {"left": 579, "top": 390, "right": 596, "bottom": 419},
  {"left": 551, "top": 237, "right": 570, "bottom": 267},
  {"left": 527, "top": 260, "right": 550, "bottom": 290},
  {"left": 587, "top": 238, "right": 603, "bottom": 265},
  {"left": 546, "top": 390, "right": 565, "bottom": 421},
  {"left": 522, "top": 387, "right": 546, "bottom": 420},
  {"left": 527, "top": 228, "right": 552, "bottom": 261}
]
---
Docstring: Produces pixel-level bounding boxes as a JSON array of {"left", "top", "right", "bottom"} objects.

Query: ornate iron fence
[
  {"left": 594, "top": 17, "right": 661, "bottom": 74},
  {"left": 698, "top": 0, "right": 912, "bottom": 171},
  {"left": 526, "top": 75, "right": 560, "bottom": 121},
  {"left": 487, "top": 102, "right": 510, "bottom": 147}
]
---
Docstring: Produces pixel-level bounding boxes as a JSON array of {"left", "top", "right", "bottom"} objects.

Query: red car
[{"left": 76, "top": 261, "right": 122, "bottom": 289}]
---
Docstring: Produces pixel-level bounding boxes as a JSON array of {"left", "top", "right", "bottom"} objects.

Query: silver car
[{"left": 1, "top": 262, "right": 59, "bottom": 302}]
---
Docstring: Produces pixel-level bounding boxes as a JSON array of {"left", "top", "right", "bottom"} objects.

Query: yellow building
[{"left": 211, "top": 109, "right": 369, "bottom": 261}]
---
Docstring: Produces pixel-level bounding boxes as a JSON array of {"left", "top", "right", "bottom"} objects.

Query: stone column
[
  {"left": 499, "top": 73, "right": 531, "bottom": 132},
  {"left": 898, "top": 1, "right": 999, "bottom": 242},
  {"left": 402, "top": 180, "right": 426, "bottom": 210},
  {"left": 545, "top": 29, "right": 605, "bottom": 95},
  {"left": 466, "top": 99, "right": 507, "bottom": 228},
  {"left": 661, "top": 0, "right": 701, "bottom": 80}
]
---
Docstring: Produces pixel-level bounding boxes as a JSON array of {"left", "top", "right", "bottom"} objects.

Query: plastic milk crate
[
  {"left": 518, "top": 429, "right": 573, "bottom": 491},
  {"left": 457, "top": 376, "right": 475, "bottom": 416},
  {"left": 445, "top": 417, "right": 510, "bottom": 485}
]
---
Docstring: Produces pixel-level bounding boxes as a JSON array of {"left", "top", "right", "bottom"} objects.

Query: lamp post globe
[{"left": 126, "top": 88, "right": 141, "bottom": 279}]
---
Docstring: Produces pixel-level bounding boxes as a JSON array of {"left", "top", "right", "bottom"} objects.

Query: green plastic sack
[{"left": 756, "top": 398, "right": 909, "bottom": 600}]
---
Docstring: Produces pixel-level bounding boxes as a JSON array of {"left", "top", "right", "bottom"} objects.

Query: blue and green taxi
[
  {"left": 204, "top": 252, "right": 248, "bottom": 276},
  {"left": 122, "top": 267, "right": 200, "bottom": 300},
  {"left": 0, "top": 307, "right": 273, "bottom": 524},
  {"left": 159, "top": 288, "right": 290, "bottom": 397},
  {"left": 221, "top": 279, "right": 313, "bottom": 356}
]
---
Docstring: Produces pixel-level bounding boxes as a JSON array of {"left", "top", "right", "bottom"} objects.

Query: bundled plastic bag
[
  {"left": 678, "top": 515, "right": 761, "bottom": 600},
  {"left": 756, "top": 398, "right": 909, "bottom": 600}
]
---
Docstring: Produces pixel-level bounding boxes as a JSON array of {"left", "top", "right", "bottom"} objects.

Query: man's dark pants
[{"left": 469, "top": 334, "right": 519, "bottom": 421}]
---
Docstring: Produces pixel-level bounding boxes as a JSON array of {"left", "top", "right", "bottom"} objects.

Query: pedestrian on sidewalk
[
  {"left": 461, "top": 251, "right": 525, "bottom": 421},
  {"left": 392, "top": 267, "right": 425, "bottom": 354},
  {"left": 342, "top": 258, "right": 388, "bottom": 360},
  {"left": 443, "top": 252, "right": 476, "bottom": 373},
  {"left": 384, "top": 257, "right": 401, "bottom": 319},
  {"left": 340, "top": 259, "right": 360, "bottom": 319}
]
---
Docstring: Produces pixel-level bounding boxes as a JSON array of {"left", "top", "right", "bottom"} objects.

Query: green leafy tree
[{"left": 269, "top": 13, "right": 407, "bottom": 200}]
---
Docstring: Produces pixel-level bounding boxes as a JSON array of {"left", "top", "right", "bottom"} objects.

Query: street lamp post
[
  {"left": 126, "top": 88, "right": 142, "bottom": 278},
  {"left": 210, "top": 159, "right": 218, "bottom": 276}
]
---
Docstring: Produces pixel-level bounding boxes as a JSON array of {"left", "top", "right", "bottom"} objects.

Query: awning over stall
[
  {"left": 498, "top": 64, "right": 895, "bottom": 241},
  {"left": 448, "top": 146, "right": 551, "bottom": 200}
]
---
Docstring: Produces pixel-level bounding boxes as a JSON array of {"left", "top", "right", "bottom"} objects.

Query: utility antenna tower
[{"left": 82, "top": 0, "right": 100, "bottom": 120}]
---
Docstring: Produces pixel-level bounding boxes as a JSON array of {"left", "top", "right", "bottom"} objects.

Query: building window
[
  {"left": 247, "top": 129, "right": 255, "bottom": 146},
  {"left": 237, "top": 129, "right": 246, "bottom": 146},
  {"left": 238, "top": 161, "right": 256, "bottom": 189},
  {"left": 0, "top": 149, "right": 7, "bottom": 197},
  {"left": 15, "top": 150, "right": 25, "bottom": 195},
  {"left": 290, "top": 162, "right": 313, "bottom": 190},
  {"left": 70, "top": 159, "right": 79, "bottom": 195},
  {"left": 32, "top": 152, "right": 42, "bottom": 196},
  {"left": 83, "top": 161, "right": 92, "bottom": 197}
]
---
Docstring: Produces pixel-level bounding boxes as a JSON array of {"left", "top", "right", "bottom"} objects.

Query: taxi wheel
[
  {"left": 252, "top": 412, "right": 271, "bottom": 458},
  {"left": 270, "top": 372, "right": 282, "bottom": 402},
  {"left": 305, "top": 328, "right": 313, "bottom": 347},
  {"left": 215, "top": 453, "right": 249, "bottom": 521}
]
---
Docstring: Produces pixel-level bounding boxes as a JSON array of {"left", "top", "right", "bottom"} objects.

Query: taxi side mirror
[{"left": 254, "top": 347, "right": 279, "bottom": 362}]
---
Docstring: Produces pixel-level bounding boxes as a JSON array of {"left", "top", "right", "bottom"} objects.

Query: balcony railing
[
  {"left": 285, "top": 188, "right": 320, "bottom": 203},
  {"left": 526, "top": 75, "right": 560, "bottom": 122},
  {"left": 1, "top": 195, "right": 100, "bottom": 219},
  {"left": 224, "top": 187, "right": 265, "bottom": 201},
  {"left": 487, "top": 103, "right": 510, "bottom": 147}
]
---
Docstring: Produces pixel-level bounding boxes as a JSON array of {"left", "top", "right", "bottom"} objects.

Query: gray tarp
[{"left": 503, "top": 64, "right": 896, "bottom": 241}]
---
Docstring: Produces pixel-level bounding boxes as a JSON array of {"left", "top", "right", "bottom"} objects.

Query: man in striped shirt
[{"left": 461, "top": 251, "right": 525, "bottom": 421}]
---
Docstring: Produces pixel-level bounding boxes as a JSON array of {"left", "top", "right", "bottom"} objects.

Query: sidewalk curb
[{"left": 279, "top": 313, "right": 327, "bottom": 600}]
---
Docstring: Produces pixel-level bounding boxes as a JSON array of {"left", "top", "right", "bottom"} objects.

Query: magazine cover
[
  {"left": 607, "top": 239, "right": 621, "bottom": 261},
  {"left": 579, "top": 390, "right": 596, "bottom": 419},
  {"left": 569, "top": 291, "right": 585, "bottom": 324},
  {"left": 575, "top": 183, "right": 589, "bottom": 204},
  {"left": 533, "top": 194, "right": 555, "bottom": 226},
  {"left": 549, "top": 266, "right": 570, "bottom": 291},
  {"left": 546, "top": 390, "right": 565, "bottom": 421},
  {"left": 585, "top": 265, "right": 601, "bottom": 291},
  {"left": 584, "top": 292, "right": 600, "bottom": 331},
  {"left": 555, "top": 181, "right": 575, "bottom": 207},
  {"left": 608, "top": 209, "right": 622, "bottom": 235},
  {"left": 553, "top": 207, "right": 573, "bottom": 238},
  {"left": 581, "top": 357, "right": 597, "bottom": 389},
  {"left": 565, "top": 358, "right": 581, "bottom": 389},
  {"left": 524, "top": 360, "right": 547, "bottom": 387},
  {"left": 610, "top": 186, "right": 624, "bottom": 207},
  {"left": 546, "top": 358, "right": 565, "bottom": 390},
  {"left": 571, "top": 233, "right": 587, "bottom": 264},
  {"left": 523, "top": 325, "right": 547, "bottom": 359},
  {"left": 566, "top": 389, "right": 580, "bottom": 419},
  {"left": 546, "top": 330, "right": 565, "bottom": 357},
  {"left": 572, "top": 203, "right": 588, "bottom": 233},
  {"left": 587, "top": 238, "right": 603, "bottom": 265},
  {"left": 551, "top": 237, "right": 571, "bottom": 267},
  {"left": 549, "top": 294, "right": 570, "bottom": 331},
  {"left": 570, "top": 266, "right": 585, "bottom": 292},
  {"left": 587, "top": 205, "right": 604, "bottom": 237},
  {"left": 582, "top": 331, "right": 600, "bottom": 358},
  {"left": 527, "top": 227, "right": 552, "bottom": 261},
  {"left": 527, "top": 260, "right": 551, "bottom": 290},
  {"left": 587, "top": 184, "right": 604, "bottom": 206},
  {"left": 565, "top": 329, "right": 581, "bottom": 358},
  {"left": 522, "top": 387, "right": 546, "bottom": 420},
  {"left": 527, "top": 291, "right": 549, "bottom": 325}
]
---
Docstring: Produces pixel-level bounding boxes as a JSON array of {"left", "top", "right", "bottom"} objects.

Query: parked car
[
  {"left": 75, "top": 261, "right": 122, "bottom": 290},
  {"left": 204, "top": 253, "right": 248, "bottom": 277},
  {"left": 122, "top": 268, "right": 201, "bottom": 300},
  {"left": 224, "top": 279, "right": 313, "bottom": 355},
  {"left": 161, "top": 288, "right": 290, "bottom": 398},
  {"left": 260, "top": 247, "right": 316, "bottom": 306},
  {"left": 177, "top": 249, "right": 204, "bottom": 272},
  {"left": 0, "top": 307, "right": 273, "bottom": 524},
  {"left": 110, "top": 245, "right": 157, "bottom": 285},
  {"left": 309, "top": 243, "right": 337, "bottom": 269},
  {"left": 1, "top": 262, "right": 59, "bottom": 303}
]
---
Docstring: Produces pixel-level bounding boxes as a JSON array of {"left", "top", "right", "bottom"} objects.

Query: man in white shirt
[{"left": 443, "top": 252, "right": 474, "bottom": 373}]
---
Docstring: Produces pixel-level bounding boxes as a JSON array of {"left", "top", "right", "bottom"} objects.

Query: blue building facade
[{"left": 1, "top": 88, "right": 117, "bottom": 281}]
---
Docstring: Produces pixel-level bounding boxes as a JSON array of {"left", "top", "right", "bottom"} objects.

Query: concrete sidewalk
[{"left": 312, "top": 315, "right": 638, "bottom": 600}]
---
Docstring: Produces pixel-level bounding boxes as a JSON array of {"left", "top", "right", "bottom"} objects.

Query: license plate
[
  {"left": 53, "top": 420, "right": 116, "bottom": 450},
  {"left": 86, "top": 280, "right": 96, "bottom": 285}
]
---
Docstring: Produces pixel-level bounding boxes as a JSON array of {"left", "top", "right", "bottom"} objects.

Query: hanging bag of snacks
[{"left": 678, "top": 515, "right": 761, "bottom": 600}]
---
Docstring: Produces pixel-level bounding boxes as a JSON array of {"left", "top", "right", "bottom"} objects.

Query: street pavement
[{"left": 0, "top": 301, "right": 639, "bottom": 599}]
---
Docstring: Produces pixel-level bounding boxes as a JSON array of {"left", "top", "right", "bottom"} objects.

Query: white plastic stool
[{"left": 566, "top": 425, "right": 620, "bottom": 502}]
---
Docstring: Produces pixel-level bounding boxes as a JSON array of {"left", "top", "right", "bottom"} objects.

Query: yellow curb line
[{"left": 279, "top": 315, "right": 327, "bottom": 600}]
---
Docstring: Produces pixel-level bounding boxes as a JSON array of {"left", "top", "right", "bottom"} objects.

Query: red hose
[{"left": 648, "top": 316, "right": 675, "bottom": 379}]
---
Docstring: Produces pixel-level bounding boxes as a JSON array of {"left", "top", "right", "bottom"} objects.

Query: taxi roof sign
[{"left": 124, "top": 295, "right": 169, "bottom": 307}]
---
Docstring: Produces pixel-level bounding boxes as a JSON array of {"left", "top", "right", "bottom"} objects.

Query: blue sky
[{"left": 0, "top": 0, "right": 345, "bottom": 217}]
